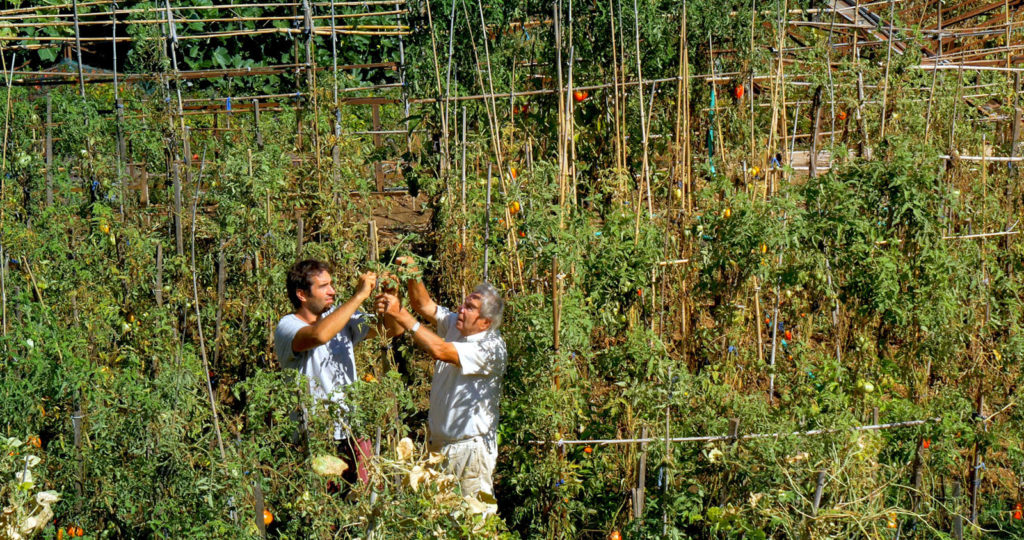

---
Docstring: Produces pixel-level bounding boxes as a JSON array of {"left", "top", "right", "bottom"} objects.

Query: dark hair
[{"left": 286, "top": 259, "right": 332, "bottom": 309}]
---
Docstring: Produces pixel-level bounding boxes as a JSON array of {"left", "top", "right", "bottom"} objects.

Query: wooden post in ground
[
  {"left": 71, "top": 0, "right": 85, "bottom": 98},
  {"left": 116, "top": 98, "right": 126, "bottom": 165},
  {"left": 214, "top": 245, "right": 226, "bottom": 365},
  {"left": 45, "top": 94, "right": 53, "bottom": 207},
  {"left": 155, "top": 244, "right": 164, "bottom": 307},
  {"left": 296, "top": 216, "right": 304, "bottom": 257},
  {"left": 809, "top": 86, "right": 823, "bottom": 178},
  {"left": 969, "top": 387, "right": 984, "bottom": 523},
  {"left": 552, "top": 256, "right": 560, "bottom": 353},
  {"left": 251, "top": 99, "right": 263, "bottom": 149},
  {"left": 952, "top": 481, "right": 963, "bottom": 539},
  {"left": 367, "top": 220, "right": 378, "bottom": 264},
  {"left": 172, "top": 158, "right": 183, "bottom": 257},
  {"left": 253, "top": 475, "right": 267, "bottom": 539}
]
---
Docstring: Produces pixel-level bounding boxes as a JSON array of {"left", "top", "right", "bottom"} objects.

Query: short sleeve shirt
[
  {"left": 428, "top": 304, "right": 507, "bottom": 448},
  {"left": 274, "top": 308, "right": 370, "bottom": 438}
]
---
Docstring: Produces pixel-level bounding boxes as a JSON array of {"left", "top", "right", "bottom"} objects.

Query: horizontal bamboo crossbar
[{"left": 531, "top": 418, "right": 941, "bottom": 445}]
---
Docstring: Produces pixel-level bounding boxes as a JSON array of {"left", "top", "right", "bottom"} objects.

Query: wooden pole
[
  {"left": 367, "top": 220, "right": 378, "bottom": 263},
  {"left": 552, "top": 255, "right": 560, "bottom": 352},
  {"left": 632, "top": 0, "right": 651, "bottom": 218},
  {"left": 879, "top": 0, "right": 895, "bottom": 139},
  {"left": 155, "top": 244, "right": 164, "bottom": 307},
  {"left": 188, "top": 154, "right": 227, "bottom": 462},
  {"left": 295, "top": 216, "right": 304, "bottom": 257},
  {"left": 71, "top": 0, "right": 86, "bottom": 98},
  {"left": 809, "top": 85, "right": 823, "bottom": 178},
  {"left": 924, "top": 6, "right": 941, "bottom": 142},
  {"left": 45, "top": 94, "right": 53, "bottom": 206},
  {"left": 952, "top": 481, "right": 964, "bottom": 539},
  {"left": 968, "top": 387, "right": 984, "bottom": 523},
  {"left": 252, "top": 98, "right": 263, "bottom": 149},
  {"left": 610, "top": 0, "right": 622, "bottom": 172},
  {"left": 483, "top": 164, "right": 491, "bottom": 280},
  {"left": 172, "top": 158, "right": 183, "bottom": 257},
  {"left": 214, "top": 245, "right": 226, "bottom": 365}
]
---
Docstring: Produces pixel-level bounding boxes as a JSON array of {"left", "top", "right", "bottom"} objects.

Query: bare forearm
[
  {"left": 310, "top": 291, "right": 368, "bottom": 342},
  {"left": 406, "top": 278, "right": 437, "bottom": 322},
  {"left": 390, "top": 308, "right": 458, "bottom": 365}
]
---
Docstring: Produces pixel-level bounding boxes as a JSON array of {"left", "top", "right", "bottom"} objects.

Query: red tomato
[
  {"left": 784, "top": 330, "right": 792, "bottom": 341},
  {"left": 572, "top": 90, "right": 588, "bottom": 102},
  {"left": 922, "top": 439, "right": 930, "bottom": 449},
  {"left": 837, "top": 110, "right": 847, "bottom": 121},
  {"left": 733, "top": 85, "right": 744, "bottom": 99}
]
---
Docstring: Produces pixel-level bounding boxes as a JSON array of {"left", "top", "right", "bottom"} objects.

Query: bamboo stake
[
  {"left": 632, "top": 0, "right": 652, "bottom": 220},
  {"left": 610, "top": 0, "right": 623, "bottom": 172},
  {"left": 441, "top": 0, "right": 457, "bottom": 175},
  {"left": 71, "top": 0, "right": 86, "bottom": 98},
  {"left": 424, "top": 0, "right": 445, "bottom": 173},
  {"left": 555, "top": 0, "right": 566, "bottom": 228},
  {"left": 552, "top": 256, "right": 560, "bottom": 352},
  {"left": 188, "top": 150, "right": 227, "bottom": 462},
  {"left": 682, "top": 2, "right": 691, "bottom": 211},
  {"left": 155, "top": 244, "right": 164, "bottom": 307},
  {"left": 879, "top": 0, "right": 895, "bottom": 139},
  {"left": 45, "top": 94, "right": 53, "bottom": 207},
  {"left": 924, "top": 5, "right": 942, "bottom": 142},
  {"left": 483, "top": 164, "right": 491, "bottom": 280}
]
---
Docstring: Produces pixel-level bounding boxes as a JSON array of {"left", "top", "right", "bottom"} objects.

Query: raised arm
[
  {"left": 292, "top": 272, "right": 376, "bottom": 352},
  {"left": 398, "top": 256, "right": 438, "bottom": 324},
  {"left": 376, "top": 293, "right": 459, "bottom": 366}
]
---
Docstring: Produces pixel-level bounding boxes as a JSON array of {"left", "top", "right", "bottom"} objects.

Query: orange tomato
[
  {"left": 584, "top": 446, "right": 593, "bottom": 454},
  {"left": 363, "top": 373, "right": 377, "bottom": 383},
  {"left": 572, "top": 90, "right": 588, "bottom": 102},
  {"left": 723, "top": 207, "right": 732, "bottom": 218},
  {"left": 28, "top": 436, "right": 41, "bottom": 448},
  {"left": 837, "top": 110, "right": 847, "bottom": 121},
  {"left": 609, "top": 532, "right": 622, "bottom": 540},
  {"left": 509, "top": 201, "right": 521, "bottom": 215},
  {"left": 263, "top": 509, "right": 274, "bottom": 526},
  {"left": 922, "top": 439, "right": 930, "bottom": 449},
  {"left": 510, "top": 167, "right": 518, "bottom": 180},
  {"left": 784, "top": 330, "right": 792, "bottom": 341},
  {"left": 57, "top": 528, "right": 64, "bottom": 540}
]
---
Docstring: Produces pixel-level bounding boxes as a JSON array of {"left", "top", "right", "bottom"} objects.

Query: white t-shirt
[
  {"left": 428, "top": 304, "right": 507, "bottom": 451},
  {"left": 274, "top": 308, "right": 370, "bottom": 439}
]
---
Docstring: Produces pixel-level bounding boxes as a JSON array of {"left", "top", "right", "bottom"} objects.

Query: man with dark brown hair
[{"left": 275, "top": 259, "right": 398, "bottom": 483}]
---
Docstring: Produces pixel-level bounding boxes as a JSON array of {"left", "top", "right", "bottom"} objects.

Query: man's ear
[
  {"left": 295, "top": 288, "right": 310, "bottom": 305},
  {"left": 479, "top": 318, "right": 492, "bottom": 331}
]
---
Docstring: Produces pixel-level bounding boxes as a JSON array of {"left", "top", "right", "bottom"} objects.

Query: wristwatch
[{"left": 408, "top": 321, "right": 421, "bottom": 335}]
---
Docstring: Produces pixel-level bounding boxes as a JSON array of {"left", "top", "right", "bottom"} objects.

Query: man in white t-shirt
[
  {"left": 375, "top": 261, "right": 506, "bottom": 501},
  {"left": 274, "top": 259, "right": 399, "bottom": 483}
]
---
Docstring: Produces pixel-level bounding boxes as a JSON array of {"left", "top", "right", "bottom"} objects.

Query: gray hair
[{"left": 472, "top": 282, "right": 504, "bottom": 330}]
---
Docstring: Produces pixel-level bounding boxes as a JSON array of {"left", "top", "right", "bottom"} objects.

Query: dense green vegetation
[{"left": 2, "top": 0, "right": 1023, "bottom": 538}]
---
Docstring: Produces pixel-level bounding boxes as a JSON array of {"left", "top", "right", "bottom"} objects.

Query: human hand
[
  {"left": 374, "top": 293, "right": 402, "bottom": 318},
  {"left": 379, "top": 271, "right": 400, "bottom": 295},
  {"left": 395, "top": 256, "right": 420, "bottom": 278},
  {"left": 356, "top": 272, "right": 377, "bottom": 299}
]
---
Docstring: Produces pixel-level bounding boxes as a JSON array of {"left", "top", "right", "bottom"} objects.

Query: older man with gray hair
[{"left": 374, "top": 259, "right": 507, "bottom": 502}]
